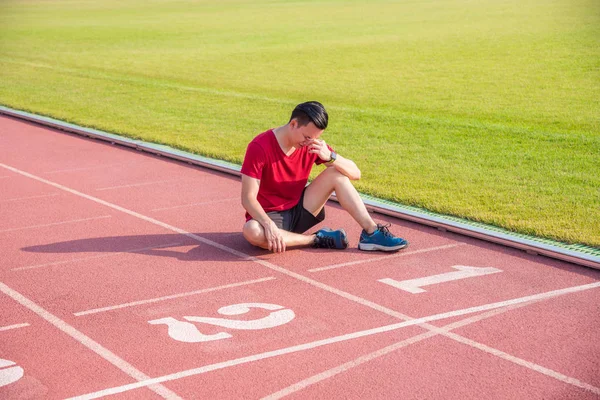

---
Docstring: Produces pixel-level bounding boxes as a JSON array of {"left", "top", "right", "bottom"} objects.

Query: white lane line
[
  {"left": 4, "top": 162, "right": 599, "bottom": 395},
  {"left": 44, "top": 161, "right": 141, "bottom": 175},
  {"left": 0, "top": 215, "right": 111, "bottom": 234},
  {"left": 263, "top": 301, "right": 539, "bottom": 399},
  {"left": 152, "top": 197, "right": 238, "bottom": 212},
  {"left": 12, "top": 241, "right": 183, "bottom": 272},
  {"left": 96, "top": 178, "right": 184, "bottom": 191},
  {"left": 445, "top": 331, "right": 600, "bottom": 395},
  {"left": 309, "top": 243, "right": 465, "bottom": 272},
  {"left": 0, "top": 282, "right": 181, "bottom": 399},
  {"left": 67, "top": 281, "right": 600, "bottom": 399},
  {"left": 74, "top": 277, "right": 276, "bottom": 316},
  {"left": 1, "top": 193, "right": 60, "bottom": 202},
  {"left": 0, "top": 323, "right": 30, "bottom": 332},
  {"left": 263, "top": 294, "right": 600, "bottom": 399}
]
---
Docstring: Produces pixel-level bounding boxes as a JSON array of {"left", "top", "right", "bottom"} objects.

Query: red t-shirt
[{"left": 241, "top": 129, "right": 331, "bottom": 221}]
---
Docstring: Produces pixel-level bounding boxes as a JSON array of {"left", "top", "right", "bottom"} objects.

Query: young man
[{"left": 241, "top": 101, "right": 408, "bottom": 253}]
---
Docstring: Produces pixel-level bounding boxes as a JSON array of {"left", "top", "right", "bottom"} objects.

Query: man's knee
[
  {"left": 321, "top": 166, "right": 350, "bottom": 184},
  {"left": 243, "top": 220, "right": 264, "bottom": 246}
]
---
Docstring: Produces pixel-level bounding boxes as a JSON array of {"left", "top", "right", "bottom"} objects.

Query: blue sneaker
[
  {"left": 358, "top": 224, "right": 408, "bottom": 252},
  {"left": 313, "top": 228, "right": 349, "bottom": 250}
]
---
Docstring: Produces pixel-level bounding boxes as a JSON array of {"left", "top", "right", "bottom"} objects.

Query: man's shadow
[{"left": 22, "top": 232, "right": 269, "bottom": 262}]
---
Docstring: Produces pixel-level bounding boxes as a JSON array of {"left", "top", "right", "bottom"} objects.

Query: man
[{"left": 241, "top": 101, "right": 408, "bottom": 253}]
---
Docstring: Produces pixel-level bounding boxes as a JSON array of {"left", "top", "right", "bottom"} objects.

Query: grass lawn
[{"left": 1, "top": 0, "right": 598, "bottom": 246}]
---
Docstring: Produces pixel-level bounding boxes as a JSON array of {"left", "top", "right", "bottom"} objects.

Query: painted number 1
[
  {"left": 149, "top": 303, "right": 295, "bottom": 343},
  {"left": 379, "top": 265, "right": 502, "bottom": 294},
  {"left": 0, "top": 359, "right": 24, "bottom": 388}
]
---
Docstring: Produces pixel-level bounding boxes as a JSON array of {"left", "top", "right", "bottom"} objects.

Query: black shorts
[{"left": 266, "top": 189, "right": 325, "bottom": 234}]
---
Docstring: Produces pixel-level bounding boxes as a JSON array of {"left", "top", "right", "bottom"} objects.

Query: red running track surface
[{"left": 1, "top": 116, "right": 599, "bottom": 399}]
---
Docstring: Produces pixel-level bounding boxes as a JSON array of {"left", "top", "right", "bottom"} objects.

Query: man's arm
[
  {"left": 241, "top": 174, "right": 286, "bottom": 252},
  {"left": 325, "top": 153, "right": 361, "bottom": 180},
  {"left": 309, "top": 139, "right": 361, "bottom": 180}
]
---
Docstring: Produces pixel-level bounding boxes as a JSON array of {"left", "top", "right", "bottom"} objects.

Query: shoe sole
[
  {"left": 358, "top": 242, "right": 408, "bottom": 252},
  {"left": 339, "top": 229, "right": 349, "bottom": 249}
]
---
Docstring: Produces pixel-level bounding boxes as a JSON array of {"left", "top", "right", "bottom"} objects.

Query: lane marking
[
  {"left": 0, "top": 323, "right": 30, "bottom": 332},
  {"left": 0, "top": 282, "right": 182, "bottom": 399},
  {"left": 67, "top": 282, "right": 600, "bottom": 399},
  {"left": 1, "top": 193, "right": 60, "bottom": 203},
  {"left": 96, "top": 178, "right": 185, "bottom": 191},
  {"left": 379, "top": 265, "right": 503, "bottom": 294},
  {"left": 3, "top": 162, "right": 599, "bottom": 396},
  {"left": 13, "top": 241, "right": 183, "bottom": 271},
  {"left": 309, "top": 244, "right": 464, "bottom": 272},
  {"left": 263, "top": 295, "right": 600, "bottom": 399},
  {"left": 45, "top": 161, "right": 142, "bottom": 175},
  {"left": 74, "top": 277, "right": 276, "bottom": 316},
  {"left": 0, "top": 215, "right": 111, "bottom": 234},
  {"left": 444, "top": 331, "right": 600, "bottom": 395},
  {"left": 152, "top": 197, "right": 238, "bottom": 212},
  {"left": 263, "top": 300, "right": 541, "bottom": 399}
]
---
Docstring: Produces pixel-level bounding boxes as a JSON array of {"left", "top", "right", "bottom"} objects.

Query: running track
[{"left": 1, "top": 115, "right": 599, "bottom": 399}]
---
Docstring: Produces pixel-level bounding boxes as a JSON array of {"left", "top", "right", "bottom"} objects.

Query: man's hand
[
  {"left": 307, "top": 139, "right": 331, "bottom": 162},
  {"left": 263, "top": 219, "right": 286, "bottom": 253}
]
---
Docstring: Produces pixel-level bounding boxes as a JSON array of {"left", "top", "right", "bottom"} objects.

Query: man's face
[{"left": 291, "top": 119, "right": 324, "bottom": 147}]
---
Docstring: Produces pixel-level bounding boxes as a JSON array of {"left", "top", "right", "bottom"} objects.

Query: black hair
[{"left": 289, "top": 101, "right": 328, "bottom": 130}]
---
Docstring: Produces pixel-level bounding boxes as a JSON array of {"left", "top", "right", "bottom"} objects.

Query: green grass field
[{"left": 1, "top": 0, "right": 598, "bottom": 246}]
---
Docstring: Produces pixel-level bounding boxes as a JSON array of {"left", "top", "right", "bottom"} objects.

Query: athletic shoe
[
  {"left": 358, "top": 223, "right": 408, "bottom": 252},
  {"left": 313, "top": 228, "right": 349, "bottom": 250}
]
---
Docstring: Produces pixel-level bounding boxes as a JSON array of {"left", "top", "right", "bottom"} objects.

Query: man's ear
[{"left": 289, "top": 118, "right": 297, "bottom": 129}]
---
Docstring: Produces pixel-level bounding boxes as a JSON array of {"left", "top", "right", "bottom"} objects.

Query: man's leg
[
  {"left": 303, "top": 167, "right": 378, "bottom": 234},
  {"left": 303, "top": 167, "right": 408, "bottom": 251},
  {"left": 243, "top": 220, "right": 315, "bottom": 249}
]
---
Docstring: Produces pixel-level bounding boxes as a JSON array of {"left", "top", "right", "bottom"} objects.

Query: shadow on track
[
  {"left": 20, "top": 231, "right": 600, "bottom": 278},
  {"left": 20, "top": 232, "right": 268, "bottom": 262}
]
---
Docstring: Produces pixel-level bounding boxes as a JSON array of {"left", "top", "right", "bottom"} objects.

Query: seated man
[{"left": 241, "top": 101, "right": 408, "bottom": 253}]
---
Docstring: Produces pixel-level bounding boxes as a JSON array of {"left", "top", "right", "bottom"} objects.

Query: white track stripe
[
  {"left": 12, "top": 241, "right": 183, "bottom": 271},
  {"left": 74, "top": 277, "right": 276, "bottom": 316},
  {"left": 0, "top": 323, "right": 30, "bottom": 332},
  {"left": 3, "top": 162, "right": 599, "bottom": 396},
  {"left": 152, "top": 197, "right": 238, "bottom": 212},
  {"left": 96, "top": 178, "right": 184, "bottom": 191},
  {"left": 445, "top": 331, "right": 600, "bottom": 395},
  {"left": 44, "top": 161, "right": 141, "bottom": 175},
  {"left": 68, "top": 282, "right": 600, "bottom": 399},
  {"left": 263, "top": 296, "right": 600, "bottom": 399},
  {"left": 309, "top": 243, "right": 465, "bottom": 272},
  {"left": 1, "top": 193, "right": 60, "bottom": 202},
  {"left": 263, "top": 302, "right": 535, "bottom": 399},
  {"left": 0, "top": 282, "right": 181, "bottom": 399},
  {"left": 0, "top": 215, "right": 111, "bottom": 234}
]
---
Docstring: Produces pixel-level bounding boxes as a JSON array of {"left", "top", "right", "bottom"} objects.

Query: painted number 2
[
  {"left": 148, "top": 303, "right": 295, "bottom": 343},
  {"left": 0, "top": 358, "right": 24, "bottom": 388}
]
